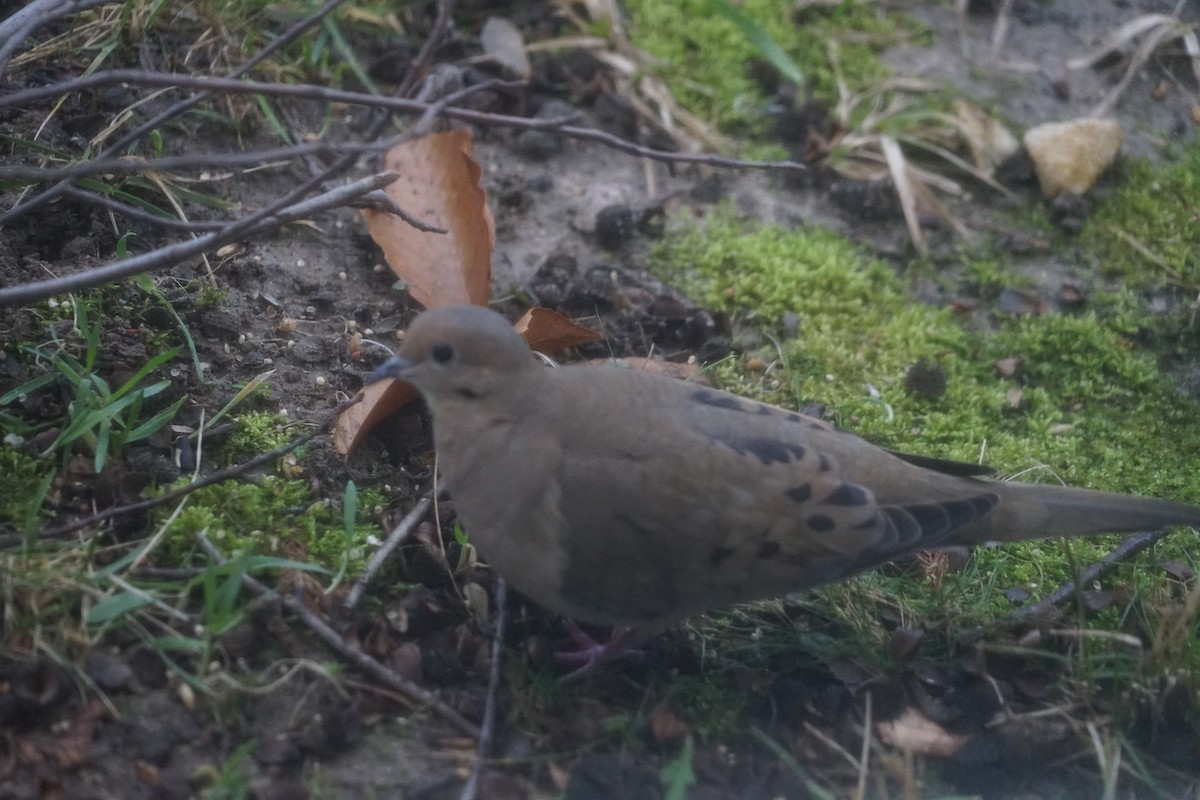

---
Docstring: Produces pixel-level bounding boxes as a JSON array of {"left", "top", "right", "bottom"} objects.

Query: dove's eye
[{"left": 430, "top": 343, "right": 455, "bottom": 364}]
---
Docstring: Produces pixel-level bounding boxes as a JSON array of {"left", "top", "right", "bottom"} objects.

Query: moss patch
[
  {"left": 622, "top": 0, "right": 915, "bottom": 134},
  {"left": 154, "top": 477, "right": 385, "bottom": 574},
  {"left": 0, "top": 448, "right": 54, "bottom": 531},
  {"left": 652, "top": 213, "right": 1200, "bottom": 671},
  {"left": 222, "top": 411, "right": 293, "bottom": 464},
  {"left": 1081, "top": 137, "right": 1200, "bottom": 289}
]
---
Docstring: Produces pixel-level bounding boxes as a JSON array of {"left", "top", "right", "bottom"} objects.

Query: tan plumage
[{"left": 368, "top": 305, "right": 1200, "bottom": 629}]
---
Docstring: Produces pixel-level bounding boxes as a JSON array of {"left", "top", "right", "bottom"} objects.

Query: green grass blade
[
  {"left": 253, "top": 93, "right": 293, "bottom": 145},
  {"left": 704, "top": 0, "right": 806, "bottom": 89},
  {"left": 204, "top": 369, "right": 274, "bottom": 432},
  {"left": 125, "top": 395, "right": 187, "bottom": 443},
  {"left": 22, "top": 469, "right": 55, "bottom": 545},
  {"left": 87, "top": 591, "right": 155, "bottom": 624},
  {"left": 0, "top": 371, "right": 59, "bottom": 405},
  {"left": 323, "top": 16, "right": 380, "bottom": 95},
  {"left": 135, "top": 274, "right": 204, "bottom": 381},
  {"left": 94, "top": 418, "right": 111, "bottom": 473},
  {"left": 111, "top": 347, "right": 182, "bottom": 402}
]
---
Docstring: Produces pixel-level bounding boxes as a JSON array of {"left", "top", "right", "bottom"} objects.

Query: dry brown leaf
[
  {"left": 514, "top": 307, "right": 602, "bottom": 354},
  {"left": 334, "top": 377, "right": 419, "bottom": 455},
  {"left": 875, "top": 707, "right": 967, "bottom": 757},
  {"left": 341, "top": 130, "right": 493, "bottom": 453},
  {"left": 648, "top": 701, "right": 691, "bottom": 744},
  {"left": 363, "top": 129, "right": 494, "bottom": 308}
]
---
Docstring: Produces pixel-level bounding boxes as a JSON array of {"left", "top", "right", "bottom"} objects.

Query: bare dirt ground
[{"left": 2, "top": 1, "right": 1199, "bottom": 798}]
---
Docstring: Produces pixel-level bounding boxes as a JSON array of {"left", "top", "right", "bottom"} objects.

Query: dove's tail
[{"left": 950, "top": 480, "right": 1200, "bottom": 545}]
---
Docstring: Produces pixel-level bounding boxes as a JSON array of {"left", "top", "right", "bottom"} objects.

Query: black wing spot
[
  {"left": 787, "top": 413, "right": 803, "bottom": 423},
  {"left": 882, "top": 507, "right": 922, "bottom": 545},
  {"left": 725, "top": 437, "right": 806, "bottom": 465},
  {"left": 753, "top": 438, "right": 805, "bottom": 465},
  {"left": 941, "top": 499, "right": 982, "bottom": 530},
  {"left": 887, "top": 492, "right": 998, "bottom": 547},
  {"left": 817, "top": 453, "right": 832, "bottom": 472},
  {"left": 456, "top": 387, "right": 481, "bottom": 399},
  {"left": 785, "top": 484, "right": 813, "bottom": 504},
  {"left": 710, "top": 545, "right": 736, "bottom": 566},
  {"left": 903, "top": 503, "right": 953, "bottom": 540},
  {"left": 825, "top": 483, "right": 872, "bottom": 507},
  {"left": 710, "top": 434, "right": 809, "bottom": 465},
  {"left": 969, "top": 493, "right": 1000, "bottom": 515},
  {"left": 807, "top": 514, "right": 836, "bottom": 532},
  {"left": 757, "top": 404, "right": 774, "bottom": 416},
  {"left": 692, "top": 389, "right": 748, "bottom": 412},
  {"left": 757, "top": 541, "right": 781, "bottom": 559}
]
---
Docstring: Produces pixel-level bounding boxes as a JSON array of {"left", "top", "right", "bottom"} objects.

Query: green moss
[
  {"left": 223, "top": 411, "right": 293, "bottom": 463},
  {"left": 651, "top": 212, "right": 1200, "bottom": 668},
  {"left": 155, "top": 477, "right": 383, "bottom": 574},
  {"left": 1081, "top": 137, "right": 1200, "bottom": 288},
  {"left": 0, "top": 448, "right": 54, "bottom": 530},
  {"left": 623, "top": 0, "right": 915, "bottom": 134}
]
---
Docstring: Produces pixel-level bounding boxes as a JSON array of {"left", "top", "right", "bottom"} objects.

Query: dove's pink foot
[{"left": 553, "top": 621, "right": 643, "bottom": 681}]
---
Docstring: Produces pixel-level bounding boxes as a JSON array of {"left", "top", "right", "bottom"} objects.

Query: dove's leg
[{"left": 554, "top": 620, "right": 643, "bottom": 681}]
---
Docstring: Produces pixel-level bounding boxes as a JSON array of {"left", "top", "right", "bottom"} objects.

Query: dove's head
[{"left": 366, "top": 305, "right": 536, "bottom": 406}]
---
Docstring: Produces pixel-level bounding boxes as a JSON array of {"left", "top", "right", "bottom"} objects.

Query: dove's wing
[{"left": 544, "top": 370, "right": 998, "bottom": 626}]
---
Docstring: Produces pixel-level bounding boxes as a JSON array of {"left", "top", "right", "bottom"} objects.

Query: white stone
[{"left": 1023, "top": 119, "right": 1124, "bottom": 199}]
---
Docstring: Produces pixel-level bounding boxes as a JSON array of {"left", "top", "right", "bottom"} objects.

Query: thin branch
[
  {"left": 196, "top": 532, "right": 480, "bottom": 738},
  {"left": 459, "top": 577, "right": 507, "bottom": 800},
  {"left": 0, "top": 70, "right": 806, "bottom": 177},
  {"left": 1008, "top": 531, "right": 1171, "bottom": 621},
  {"left": 398, "top": 0, "right": 457, "bottom": 96},
  {"left": 0, "top": 171, "right": 399, "bottom": 307},
  {"left": 342, "top": 495, "right": 433, "bottom": 614},
  {"left": 0, "top": 142, "right": 390, "bottom": 182},
  {"left": 0, "top": 395, "right": 363, "bottom": 549}
]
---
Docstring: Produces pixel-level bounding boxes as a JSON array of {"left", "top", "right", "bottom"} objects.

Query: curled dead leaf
[
  {"left": 363, "top": 130, "right": 493, "bottom": 309},
  {"left": 876, "top": 707, "right": 967, "bottom": 757},
  {"left": 514, "top": 307, "right": 602, "bottom": 354}
]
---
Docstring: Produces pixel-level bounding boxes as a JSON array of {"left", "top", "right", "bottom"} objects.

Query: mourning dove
[{"left": 368, "top": 306, "right": 1200, "bottom": 654}]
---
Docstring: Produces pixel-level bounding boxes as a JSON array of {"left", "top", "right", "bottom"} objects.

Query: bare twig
[
  {"left": 0, "top": 70, "right": 805, "bottom": 180},
  {"left": 351, "top": 190, "right": 449, "bottom": 233},
  {"left": 0, "top": 171, "right": 398, "bottom": 307},
  {"left": 459, "top": 577, "right": 507, "bottom": 800},
  {"left": 0, "top": 142, "right": 388, "bottom": 182},
  {"left": 398, "top": 0, "right": 458, "bottom": 96},
  {"left": 0, "top": 395, "right": 363, "bottom": 549},
  {"left": 1008, "top": 531, "right": 1171, "bottom": 621},
  {"left": 196, "top": 531, "right": 480, "bottom": 738},
  {"left": 342, "top": 495, "right": 434, "bottom": 614}
]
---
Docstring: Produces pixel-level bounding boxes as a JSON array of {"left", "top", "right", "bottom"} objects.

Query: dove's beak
[{"left": 366, "top": 356, "right": 415, "bottom": 385}]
